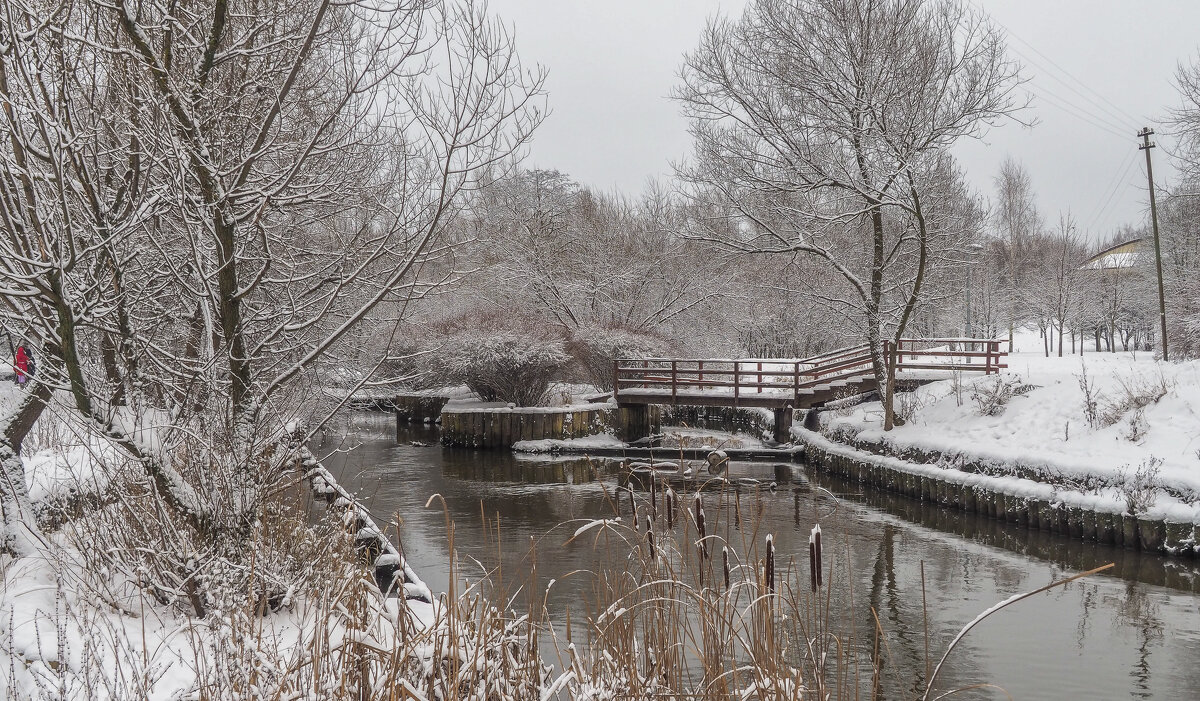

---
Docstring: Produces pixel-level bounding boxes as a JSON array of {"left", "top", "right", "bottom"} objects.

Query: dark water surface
[{"left": 319, "top": 412, "right": 1200, "bottom": 700}]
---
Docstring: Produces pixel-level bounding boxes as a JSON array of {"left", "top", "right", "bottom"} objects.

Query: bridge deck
[{"left": 613, "top": 339, "right": 1006, "bottom": 410}]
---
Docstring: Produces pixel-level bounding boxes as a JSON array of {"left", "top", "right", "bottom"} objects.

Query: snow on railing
[{"left": 613, "top": 338, "right": 1008, "bottom": 405}]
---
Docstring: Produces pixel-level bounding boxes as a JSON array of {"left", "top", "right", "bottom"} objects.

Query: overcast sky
[{"left": 488, "top": 0, "right": 1200, "bottom": 243}]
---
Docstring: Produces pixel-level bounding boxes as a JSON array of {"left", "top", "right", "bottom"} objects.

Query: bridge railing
[{"left": 613, "top": 338, "right": 1008, "bottom": 404}]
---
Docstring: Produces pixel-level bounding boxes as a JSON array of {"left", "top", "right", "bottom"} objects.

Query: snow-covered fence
[
  {"left": 440, "top": 403, "right": 613, "bottom": 449},
  {"left": 300, "top": 451, "right": 432, "bottom": 602}
]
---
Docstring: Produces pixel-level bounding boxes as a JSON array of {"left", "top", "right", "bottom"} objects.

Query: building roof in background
[{"left": 1081, "top": 238, "right": 1146, "bottom": 271}]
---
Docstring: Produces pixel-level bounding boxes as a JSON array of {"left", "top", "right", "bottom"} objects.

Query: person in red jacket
[{"left": 14, "top": 345, "right": 28, "bottom": 386}]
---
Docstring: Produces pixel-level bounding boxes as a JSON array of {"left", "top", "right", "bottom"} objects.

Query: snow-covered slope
[{"left": 822, "top": 335, "right": 1200, "bottom": 503}]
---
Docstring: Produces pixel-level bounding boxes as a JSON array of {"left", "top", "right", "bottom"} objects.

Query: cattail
[
  {"left": 734, "top": 489, "right": 742, "bottom": 530},
  {"left": 809, "top": 524, "right": 823, "bottom": 592},
  {"left": 722, "top": 546, "right": 731, "bottom": 591},
  {"left": 666, "top": 487, "right": 675, "bottom": 528},
  {"left": 649, "top": 473, "right": 658, "bottom": 521},
  {"left": 694, "top": 494, "right": 707, "bottom": 559},
  {"left": 646, "top": 516, "right": 656, "bottom": 561},
  {"left": 765, "top": 535, "right": 775, "bottom": 594}
]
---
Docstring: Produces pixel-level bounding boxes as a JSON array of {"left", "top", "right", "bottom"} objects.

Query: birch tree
[{"left": 674, "top": 0, "right": 1024, "bottom": 429}]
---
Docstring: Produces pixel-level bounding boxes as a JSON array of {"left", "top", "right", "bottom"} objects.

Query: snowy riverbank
[{"left": 812, "top": 335, "right": 1200, "bottom": 526}]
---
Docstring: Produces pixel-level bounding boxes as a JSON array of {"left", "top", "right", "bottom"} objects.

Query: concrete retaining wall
[
  {"left": 299, "top": 451, "right": 432, "bottom": 601},
  {"left": 799, "top": 432, "right": 1198, "bottom": 557}
]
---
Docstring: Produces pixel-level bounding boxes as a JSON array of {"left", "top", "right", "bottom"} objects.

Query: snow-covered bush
[
  {"left": 1076, "top": 363, "right": 1101, "bottom": 428},
  {"left": 1099, "top": 370, "right": 1172, "bottom": 427},
  {"left": 1118, "top": 458, "right": 1163, "bottom": 515},
  {"left": 566, "top": 326, "right": 671, "bottom": 391},
  {"left": 891, "top": 390, "right": 927, "bottom": 426},
  {"left": 427, "top": 332, "right": 569, "bottom": 406},
  {"left": 970, "top": 375, "right": 1034, "bottom": 416}
]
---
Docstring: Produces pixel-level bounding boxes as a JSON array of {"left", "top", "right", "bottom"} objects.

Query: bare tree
[
  {"left": 1020, "top": 217, "right": 1089, "bottom": 357},
  {"left": 473, "top": 169, "right": 730, "bottom": 334},
  {"left": 0, "top": 0, "right": 543, "bottom": 552},
  {"left": 674, "top": 0, "right": 1024, "bottom": 429},
  {"left": 991, "top": 157, "right": 1043, "bottom": 350}
]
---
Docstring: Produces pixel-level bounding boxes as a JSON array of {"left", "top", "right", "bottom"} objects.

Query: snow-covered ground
[
  {"left": 818, "top": 330, "right": 1200, "bottom": 519},
  {"left": 658, "top": 426, "right": 767, "bottom": 451}
]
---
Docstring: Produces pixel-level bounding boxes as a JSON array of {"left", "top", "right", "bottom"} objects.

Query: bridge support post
[
  {"left": 615, "top": 404, "right": 652, "bottom": 443},
  {"left": 772, "top": 406, "right": 794, "bottom": 444}
]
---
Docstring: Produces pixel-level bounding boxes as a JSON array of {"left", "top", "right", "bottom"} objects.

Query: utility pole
[{"left": 1138, "top": 127, "right": 1169, "bottom": 361}]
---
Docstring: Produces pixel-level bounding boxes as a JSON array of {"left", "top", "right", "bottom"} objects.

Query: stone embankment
[
  {"left": 795, "top": 427, "right": 1198, "bottom": 557},
  {"left": 299, "top": 450, "right": 432, "bottom": 602}
]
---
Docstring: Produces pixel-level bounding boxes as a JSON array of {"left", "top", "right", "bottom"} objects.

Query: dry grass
[
  {"left": 3, "top": 450, "right": 1111, "bottom": 700},
  {"left": 550, "top": 477, "right": 862, "bottom": 700}
]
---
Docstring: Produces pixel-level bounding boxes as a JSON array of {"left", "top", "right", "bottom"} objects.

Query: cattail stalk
[
  {"left": 809, "top": 524, "right": 823, "bottom": 592},
  {"left": 649, "top": 474, "right": 658, "bottom": 521},
  {"left": 765, "top": 534, "right": 775, "bottom": 594}
]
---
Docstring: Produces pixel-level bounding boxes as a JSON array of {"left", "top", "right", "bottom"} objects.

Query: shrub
[
  {"left": 970, "top": 375, "right": 1034, "bottom": 417},
  {"left": 428, "top": 332, "right": 568, "bottom": 406},
  {"left": 1118, "top": 457, "right": 1163, "bottom": 516},
  {"left": 891, "top": 390, "right": 927, "bottom": 426},
  {"left": 565, "top": 326, "right": 671, "bottom": 391},
  {"left": 1099, "top": 370, "right": 1172, "bottom": 427},
  {"left": 1076, "top": 362, "right": 1101, "bottom": 428}
]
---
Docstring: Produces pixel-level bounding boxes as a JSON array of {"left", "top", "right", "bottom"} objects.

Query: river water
[{"left": 319, "top": 412, "right": 1200, "bottom": 700}]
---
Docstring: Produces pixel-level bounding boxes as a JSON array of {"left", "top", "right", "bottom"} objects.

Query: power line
[
  {"left": 1005, "top": 37, "right": 1143, "bottom": 131},
  {"left": 1024, "top": 85, "right": 1135, "bottom": 140},
  {"left": 1085, "top": 149, "right": 1138, "bottom": 232},
  {"left": 1094, "top": 159, "right": 1145, "bottom": 236},
  {"left": 966, "top": 0, "right": 1144, "bottom": 131}
]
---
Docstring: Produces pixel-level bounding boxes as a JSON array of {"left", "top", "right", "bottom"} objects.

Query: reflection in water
[{"left": 320, "top": 412, "right": 1200, "bottom": 700}]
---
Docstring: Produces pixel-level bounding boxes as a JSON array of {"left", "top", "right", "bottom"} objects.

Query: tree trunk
[
  {"left": 884, "top": 180, "right": 931, "bottom": 431},
  {"left": 0, "top": 375, "right": 52, "bottom": 556}
]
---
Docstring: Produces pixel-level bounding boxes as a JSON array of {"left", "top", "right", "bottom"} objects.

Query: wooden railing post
[
  {"left": 793, "top": 361, "right": 800, "bottom": 405},
  {"left": 733, "top": 361, "right": 740, "bottom": 405},
  {"left": 613, "top": 360, "right": 619, "bottom": 400},
  {"left": 896, "top": 339, "right": 904, "bottom": 372},
  {"left": 698, "top": 360, "right": 704, "bottom": 384},
  {"left": 671, "top": 360, "right": 678, "bottom": 402},
  {"left": 642, "top": 359, "right": 648, "bottom": 389},
  {"left": 986, "top": 341, "right": 994, "bottom": 375},
  {"left": 757, "top": 361, "right": 763, "bottom": 393}
]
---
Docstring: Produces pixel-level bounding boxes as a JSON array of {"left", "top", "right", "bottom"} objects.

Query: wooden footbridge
[{"left": 612, "top": 338, "right": 1007, "bottom": 442}]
